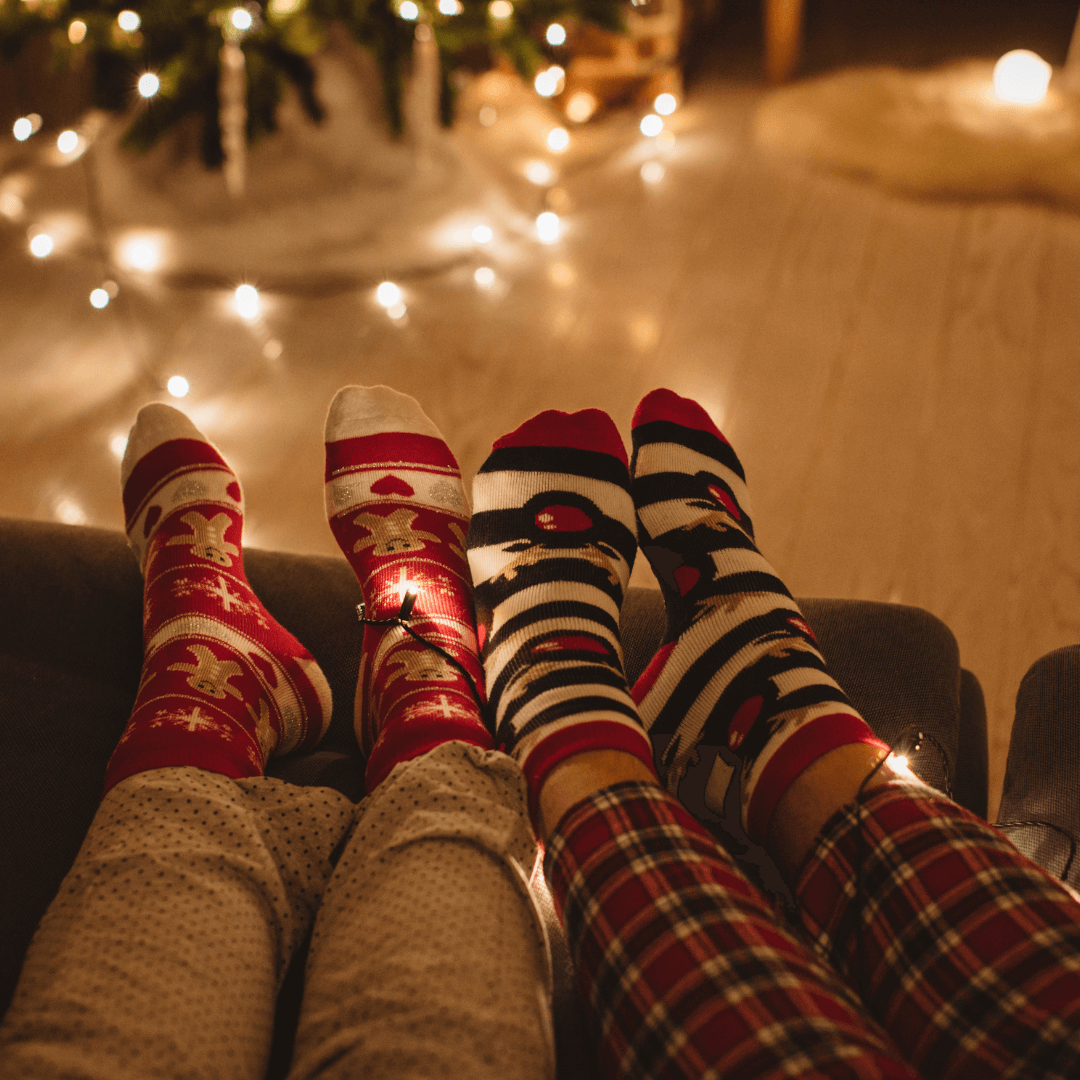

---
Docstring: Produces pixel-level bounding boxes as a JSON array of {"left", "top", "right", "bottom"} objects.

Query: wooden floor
[{"left": 1, "top": 78, "right": 1078, "bottom": 820}]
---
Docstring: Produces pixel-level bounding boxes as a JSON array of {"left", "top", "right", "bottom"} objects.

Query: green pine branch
[{"left": 1, "top": 0, "right": 627, "bottom": 166}]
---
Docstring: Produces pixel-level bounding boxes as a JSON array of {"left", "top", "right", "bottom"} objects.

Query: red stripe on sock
[
  {"left": 631, "top": 641, "right": 676, "bottom": 705},
  {"left": 123, "top": 439, "right": 231, "bottom": 525},
  {"left": 745, "top": 713, "right": 888, "bottom": 844},
  {"left": 325, "top": 432, "right": 459, "bottom": 481},
  {"left": 632, "top": 388, "right": 729, "bottom": 444},
  {"left": 520, "top": 718, "right": 657, "bottom": 827},
  {"left": 492, "top": 409, "right": 628, "bottom": 468}
]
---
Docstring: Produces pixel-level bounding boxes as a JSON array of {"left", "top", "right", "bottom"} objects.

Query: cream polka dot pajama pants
[{"left": 0, "top": 741, "right": 555, "bottom": 1080}]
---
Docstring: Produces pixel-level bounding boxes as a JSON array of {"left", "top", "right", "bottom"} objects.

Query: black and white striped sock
[
  {"left": 467, "top": 408, "right": 656, "bottom": 823},
  {"left": 630, "top": 388, "right": 887, "bottom": 844}
]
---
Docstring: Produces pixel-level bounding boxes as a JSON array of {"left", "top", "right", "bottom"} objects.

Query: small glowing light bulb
[
  {"left": 547, "top": 127, "right": 569, "bottom": 152},
  {"left": 536, "top": 211, "right": 560, "bottom": 244},
  {"left": 525, "top": 160, "right": 554, "bottom": 185},
  {"left": 546, "top": 22, "right": 566, "bottom": 45},
  {"left": 376, "top": 281, "right": 402, "bottom": 307},
  {"left": 640, "top": 161, "right": 665, "bottom": 183},
  {"left": 90, "top": 288, "right": 110, "bottom": 309},
  {"left": 472, "top": 225, "right": 493, "bottom": 244},
  {"left": 167, "top": 375, "right": 190, "bottom": 398},
  {"left": 117, "top": 10, "right": 141, "bottom": 31},
  {"left": 474, "top": 266, "right": 496, "bottom": 286},
  {"left": 68, "top": 19, "right": 87, "bottom": 44},
  {"left": 231, "top": 7, "right": 253, "bottom": 30},
  {"left": 138, "top": 73, "right": 160, "bottom": 98},
  {"left": 399, "top": 1, "right": 419, "bottom": 19},
  {"left": 12, "top": 117, "right": 32, "bottom": 141},
  {"left": 489, "top": 0, "right": 512, "bottom": 18},
  {"left": 235, "top": 283, "right": 260, "bottom": 319},
  {"left": 565, "top": 90, "right": 598, "bottom": 123},
  {"left": 29, "top": 233, "right": 53, "bottom": 258},
  {"left": 57, "top": 129, "right": 79, "bottom": 154},
  {"left": 654, "top": 93, "right": 677, "bottom": 115},
  {"left": 640, "top": 113, "right": 664, "bottom": 137},
  {"left": 993, "top": 49, "right": 1052, "bottom": 105},
  {"left": 887, "top": 753, "right": 915, "bottom": 778}
]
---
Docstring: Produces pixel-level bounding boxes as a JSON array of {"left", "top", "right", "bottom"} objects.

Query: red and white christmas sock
[
  {"left": 630, "top": 389, "right": 888, "bottom": 844},
  {"left": 466, "top": 409, "right": 656, "bottom": 824},
  {"left": 324, "top": 385, "right": 493, "bottom": 792},
  {"left": 104, "top": 404, "right": 332, "bottom": 797}
]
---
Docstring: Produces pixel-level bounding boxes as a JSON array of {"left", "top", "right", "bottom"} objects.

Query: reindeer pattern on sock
[{"left": 165, "top": 511, "right": 240, "bottom": 567}]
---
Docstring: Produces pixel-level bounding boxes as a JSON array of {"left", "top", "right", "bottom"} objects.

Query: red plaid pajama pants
[{"left": 546, "top": 778, "right": 1080, "bottom": 1080}]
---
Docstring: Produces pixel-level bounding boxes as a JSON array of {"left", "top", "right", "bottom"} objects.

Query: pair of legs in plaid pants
[{"left": 477, "top": 389, "right": 1080, "bottom": 1080}]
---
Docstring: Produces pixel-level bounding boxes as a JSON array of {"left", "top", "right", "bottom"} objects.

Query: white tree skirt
[{"left": 754, "top": 61, "right": 1080, "bottom": 209}]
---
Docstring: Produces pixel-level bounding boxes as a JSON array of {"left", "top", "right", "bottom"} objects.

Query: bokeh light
[
  {"left": 565, "top": 90, "right": 598, "bottom": 123},
  {"left": 439, "top": 0, "right": 463, "bottom": 13},
  {"left": 536, "top": 211, "right": 560, "bottom": 244},
  {"left": 474, "top": 266, "right": 496, "bottom": 286},
  {"left": 534, "top": 66, "right": 565, "bottom": 97},
  {"left": 478, "top": 105, "right": 497, "bottom": 126},
  {"left": 231, "top": 7, "right": 254, "bottom": 30},
  {"left": 472, "top": 225, "right": 493, "bottom": 244},
  {"left": 29, "top": 233, "right": 53, "bottom": 258},
  {"left": 546, "top": 22, "right": 566, "bottom": 45},
  {"left": 525, "top": 160, "right": 554, "bottom": 184},
  {"left": 117, "top": 10, "right": 141, "bottom": 31},
  {"left": 117, "top": 233, "right": 165, "bottom": 272},
  {"left": 138, "top": 73, "right": 160, "bottom": 98},
  {"left": 547, "top": 127, "right": 569, "bottom": 152},
  {"left": 109, "top": 433, "right": 129, "bottom": 459},
  {"left": 0, "top": 192, "right": 23, "bottom": 218},
  {"left": 992, "top": 49, "right": 1052, "bottom": 105},
  {"left": 56, "top": 130, "right": 79, "bottom": 154},
  {"left": 387, "top": 301, "right": 408, "bottom": 320},
  {"left": 90, "top": 288, "right": 110, "bottom": 309},
  {"left": 235, "top": 284, "right": 260, "bottom": 320},
  {"left": 12, "top": 117, "right": 32, "bottom": 141},
  {"left": 640, "top": 114, "right": 664, "bottom": 137},
  {"left": 654, "top": 93, "right": 677, "bottom": 115},
  {"left": 377, "top": 281, "right": 402, "bottom": 307},
  {"left": 489, "top": 0, "right": 512, "bottom": 18},
  {"left": 399, "top": 1, "right": 419, "bottom": 18},
  {"left": 640, "top": 161, "right": 665, "bottom": 183},
  {"left": 167, "top": 376, "right": 190, "bottom": 398},
  {"left": 68, "top": 19, "right": 87, "bottom": 44}
]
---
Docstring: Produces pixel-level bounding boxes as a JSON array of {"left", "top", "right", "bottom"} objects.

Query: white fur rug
[{"left": 753, "top": 61, "right": 1080, "bottom": 209}]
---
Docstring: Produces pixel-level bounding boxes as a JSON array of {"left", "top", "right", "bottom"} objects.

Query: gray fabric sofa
[{"left": 1, "top": 514, "right": 1052, "bottom": 1080}]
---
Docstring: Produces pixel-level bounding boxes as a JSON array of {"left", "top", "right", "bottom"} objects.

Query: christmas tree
[{"left": 0, "top": 0, "right": 624, "bottom": 166}]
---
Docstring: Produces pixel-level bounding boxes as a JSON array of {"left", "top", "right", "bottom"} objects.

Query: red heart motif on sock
[
  {"left": 672, "top": 565, "right": 700, "bottom": 596},
  {"left": 371, "top": 474, "right": 415, "bottom": 497},
  {"left": 708, "top": 484, "right": 741, "bottom": 520},
  {"left": 226, "top": 481, "right": 242, "bottom": 502},
  {"left": 728, "top": 694, "right": 764, "bottom": 750},
  {"left": 536, "top": 504, "right": 592, "bottom": 531}
]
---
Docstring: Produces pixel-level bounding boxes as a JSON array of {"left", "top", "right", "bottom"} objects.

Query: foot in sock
[
  {"left": 324, "top": 385, "right": 493, "bottom": 791},
  {"left": 105, "top": 404, "right": 332, "bottom": 795},
  {"left": 629, "top": 388, "right": 887, "bottom": 845},
  {"left": 466, "top": 408, "right": 656, "bottom": 824}
]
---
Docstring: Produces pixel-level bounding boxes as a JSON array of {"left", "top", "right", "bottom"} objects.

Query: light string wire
[{"left": 357, "top": 590, "right": 491, "bottom": 732}]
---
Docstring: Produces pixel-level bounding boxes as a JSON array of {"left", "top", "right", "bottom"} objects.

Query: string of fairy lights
[{"left": 1, "top": 2, "right": 684, "bottom": 526}]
